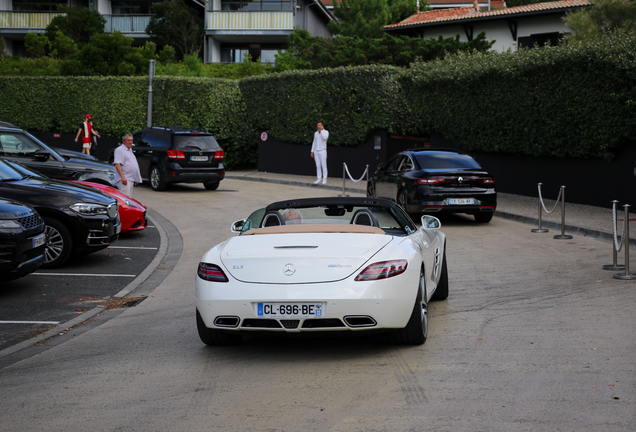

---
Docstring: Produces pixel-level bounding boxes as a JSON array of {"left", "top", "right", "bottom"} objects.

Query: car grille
[{"left": 17, "top": 213, "right": 43, "bottom": 230}]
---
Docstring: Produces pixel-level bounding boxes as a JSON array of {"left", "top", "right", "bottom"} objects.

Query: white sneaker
[
  {"left": 313, "top": 179, "right": 321, "bottom": 184},
  {"left": 321, "top": 178, "right": 327, "bottom": 184}
]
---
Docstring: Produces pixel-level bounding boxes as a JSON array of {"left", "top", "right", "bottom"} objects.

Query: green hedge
[
  {"left": 239, "top": 65, "right": 416, "bottom": 147},
  {"left": 0, "top": 75, "right": 254, "bottom": 168},
  {"left": 1, "top": 34, "right": 635, "bottom": 165},
  {"left": 398, "top": 33, "right": 636, "bottom": 160}
]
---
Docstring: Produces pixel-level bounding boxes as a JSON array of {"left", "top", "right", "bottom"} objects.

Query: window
[
  {"left": 0, "top": 133, "right": 42, "bottom": 156},
  {"left": 111, "top": 0, "right": 156, "bottom": 14},
  {"left": 12, "top": 0, "right": 67, "bottom": 11},
  {"left": 518, "top": 32, "right": 562, "bottom": 49},
  {"left": 220, "top": 44, "right": 285, "bottom": 64}
]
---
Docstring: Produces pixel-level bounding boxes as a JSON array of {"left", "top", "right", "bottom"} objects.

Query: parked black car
[
  {"left": 0, "top": 198, "right": 46, "bottom": 282},
  {"left": 0, "top": 123, "right": 116, "bottom": 186},
  {"left": 111, "top": 126, "right": 225, "bottom": 191},
  {"left": 0, "top": 158, "right": 120, "bottom": 268},
  {"left": 367, "top": 149, "right": 497, "bottom": 223}
]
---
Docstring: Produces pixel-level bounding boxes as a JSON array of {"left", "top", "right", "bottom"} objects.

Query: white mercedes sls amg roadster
[{"left": 195, "top": 197, "right": 448, "bottom": 346}]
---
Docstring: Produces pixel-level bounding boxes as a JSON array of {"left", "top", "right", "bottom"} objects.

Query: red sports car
[{"left": 70, "top": 181, "right": 147, "bottom": 233}]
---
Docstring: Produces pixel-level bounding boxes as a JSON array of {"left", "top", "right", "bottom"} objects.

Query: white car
[{"left": 195, "top": 197, "right": 448, "bottom": 346}]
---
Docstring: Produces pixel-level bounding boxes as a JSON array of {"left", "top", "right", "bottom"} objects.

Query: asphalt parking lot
[{"left": 0, "top": 210, "right": 162, "bottom": 352}]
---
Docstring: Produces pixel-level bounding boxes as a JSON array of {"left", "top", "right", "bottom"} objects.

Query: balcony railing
[
  {"left": 207, "top": 11, "right": 293, "bottom": 30},
  {"left": 0, "top": 11, "right": 64, "bottom": 29},
  {"left": 103, "top": 15, "right": 152, "bottom": 33},
  {"left": 218, "top": 2, "right": 292, "bottom": 11}
]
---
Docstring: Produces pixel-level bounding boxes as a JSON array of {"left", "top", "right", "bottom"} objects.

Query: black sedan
[
  {"left": 0, "top": 158, "right": 120, "bottom": 268},
  {"left": 0, "top": 124, "right": 116, "bottom": 186},
  {"left": 367, "top": 150, "right": 497, "bottom": 223},
  {"left": 0, "top": 198, "right": 46, "bottom": 281}
]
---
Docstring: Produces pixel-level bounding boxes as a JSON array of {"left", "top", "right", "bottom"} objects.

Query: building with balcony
[{"left": 204, "top": 0, "right": 333, "bottom": 63}]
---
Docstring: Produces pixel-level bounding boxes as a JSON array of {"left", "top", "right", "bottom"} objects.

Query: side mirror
[
  {"left": 376, "top": 163, "right": 384, "bottom": 171},
  {"left": 421, "top": 215, "right": 441, "bottom": 229},
  {"left": 231, "top": 219, "right": 246, "bottom": 233},
  {"left": 32, "top": 149, "right": 50, "bottom": 161}
]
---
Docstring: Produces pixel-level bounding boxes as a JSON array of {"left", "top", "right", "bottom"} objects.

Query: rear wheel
[
  {"left": 196, "top": 309, "right": 243, "bottom": 346},
  {"left": 474, "top": 212, "right": 493, "bottom": 223},
  {"left": 397, "top": 190, "right": 408, "bottom": 212},
  {"left": 203, "top": 180, "right": 220, "bottom": 190},
  {"left": 366, "top": 181, "right": 375, "bottom": 198},
  {"left": 150, "top": 165, "right": 167, "bottom": 191},
  {"left": 41, "top": 217, "right": 73, "bottom": 269},
  {"left": 389, "top": 268, "right": 428, "bottom": 345},
  {"left": 431, "top": 249, "right": 449, "bottom": 301}
]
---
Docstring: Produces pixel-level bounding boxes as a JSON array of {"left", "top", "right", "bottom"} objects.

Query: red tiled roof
[{"left": 385, "top": 0, "right": 590, "bottom": 28}]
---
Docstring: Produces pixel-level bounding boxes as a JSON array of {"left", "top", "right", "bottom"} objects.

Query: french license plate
[
  {"left": 32, "top": 234, "right": 45, "bottom": 248},
  {"left": 257, "top": 302, "right": 323, "bottom": 318},
  {"left": 191, "top": 155, "right": 208, "bottom": 161},
  {"left": 448, "top": 198, "right": 475, "bottom": 205}
]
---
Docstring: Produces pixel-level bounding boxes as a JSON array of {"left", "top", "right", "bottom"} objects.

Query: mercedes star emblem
[{"left": 283, "top": 263, "right": 296, "bottom": 276}]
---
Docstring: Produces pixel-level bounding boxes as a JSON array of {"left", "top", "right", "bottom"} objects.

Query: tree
[
  {"left": 564, "top": 0, "right": 636, "bottom": 42},
  {"left": 45, "top": 5, "right": 106, "bottom": 47},
  {"left": 146, "top": 0, "right": 203, "bottom": 59},
  {"left": 274, "top": 29, "right": 494, "bottom": 70},
  {"left": 328, "top": 0, "right": 424, "bottom": 38},
  {"left": 25, "top": 33, "right": 51, "bottom": 58}
]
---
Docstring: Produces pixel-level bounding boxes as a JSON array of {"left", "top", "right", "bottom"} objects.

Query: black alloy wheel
[
  {"left": 196, "top": 309, "right": 243, "bottom": 346},
  {"left": 204, "top": 180, "right": 220, "bottom": 190},
  {"left": 389, "top": 267, "right": 428, "bottom": 345},
  {"left": 366, "top": 182, "right": 375, "bottom": 198},
  {"left": 150, "top": 166, "right": 167, "bottom": 191},
  {"left": 474, "top": 212, "right": 493, "bottom": 223},
  {"left": 41, "top": 217, "right": 73, "bottom": 269},
  {"left": 397, "top": 190, "right": 408, "bottom": 212}
]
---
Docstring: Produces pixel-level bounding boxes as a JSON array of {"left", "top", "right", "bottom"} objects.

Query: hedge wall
[
  {"left": 1, "top": 34, "right": 635, "bottom": 165},
  {"left": 0, "top": 76, "right": 254, "bottom": 169},
  {"left": 398, "top": 33, "right": 636, "bottom": 160}
]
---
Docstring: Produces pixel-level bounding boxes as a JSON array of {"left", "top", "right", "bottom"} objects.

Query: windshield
[
  {"left": 0, "top": 158, "right": 26, "bottom": 181},
  {"left": 4, "top": 159, "right": 47, "bottom": 179},
  {"left": 0, "top": 131, "right": 61, "bottom": 159},
  {"left": 241, "top": 205, "right": 410, "bottom": 235},
  {"left": 414, "top": 152, "right": 481, "bottom": 170},
  {"left": 173, "top": 135, "right": 221, "bottom": 151}
]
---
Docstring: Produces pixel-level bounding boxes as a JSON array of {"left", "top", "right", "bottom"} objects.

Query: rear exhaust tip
[
  {"left": 214, "top": 316, "right": 240, "bottom": 328},
  {"left": 344, "top": 316, "right": 377, "bottom": 328}
]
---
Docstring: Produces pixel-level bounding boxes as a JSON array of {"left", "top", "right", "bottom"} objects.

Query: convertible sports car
[{"left": 195, "top": 197, "right": 448, "bottom": 346}]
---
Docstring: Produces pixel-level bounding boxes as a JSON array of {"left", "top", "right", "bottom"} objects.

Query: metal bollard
[
  {"left": 603, "top": 200, "right": 625, "bottom": 271},
  {"left": 614, "top": 204, "right": 636, "bottom": 280},
  {"left": 553, "top": 186, "right": 573, "bottom": 240},
  {"left": 339, "top": 163, "right": 349, "bottom": 197},
  {"left": 531, "top": 183, "right": 549, "bottom": 233}
]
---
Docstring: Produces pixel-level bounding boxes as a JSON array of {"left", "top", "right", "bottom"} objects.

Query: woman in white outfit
[{"left": 310, "top": 121, "right": 329, "bottom": 184}]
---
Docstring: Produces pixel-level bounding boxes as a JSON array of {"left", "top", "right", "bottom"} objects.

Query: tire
[
  {"left": 41, "top": 217, "right": 73, "bottom": 269},
  {"left": 389, "top": 268, "right": 428, "bottom": 345},
  {"left": 196, "top": 309, "right": 243, "bottom": 346},
  {"left": 150, "top": 165, "right": 167, "bottom": 191},
  {"left": 474, "top": 212, "right": 493, "bottom": 223},
  {"left": 431, "top": 248, "right": 449, "bottom": 301},
  {"left": 203, "top": 180, "right": 220, "bottom": 191},
  {"left": 366, "top": 181, "right": 375, "bottom": 198},
  {"left": 397, "top": 190, "right": 408, "bottom": 212}
]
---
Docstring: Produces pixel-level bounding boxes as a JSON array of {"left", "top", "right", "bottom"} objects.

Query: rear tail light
[
  {"left": 355, "top": 260, "right": 408, "bottom": 281},
  {"left": 214, "top": 150, "right": 224, "bottom": 159},
  {"left": 197, "top": 263, "right": 229, "bottom": 282},
  {"left": 167, "top": 149, "right": 185, "bottom": 159},
  {"left": 477, "top": 177, "right": 496, "bottom": 185},
  {"left": 417, "top": 178, "right": 444, "bottom": 185}
]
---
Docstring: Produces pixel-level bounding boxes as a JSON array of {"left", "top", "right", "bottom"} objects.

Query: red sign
[{"left": 54, "top": 134, "right": 60, "bottom": 137}]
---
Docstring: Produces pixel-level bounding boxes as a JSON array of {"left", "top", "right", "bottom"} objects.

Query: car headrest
[
  {"left": 350, "top": 209, "right": 379, "bottom": 227},
  {"left": 261, "top": 211, "right": 286, "bottom": 228}
]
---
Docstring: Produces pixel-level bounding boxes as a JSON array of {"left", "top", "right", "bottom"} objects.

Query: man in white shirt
[
  {"left": 310, "top": 121, "right": 329, "bottom": 184},
  {"left": 113, "top": 133, "right": 142, "bottom": 197}
]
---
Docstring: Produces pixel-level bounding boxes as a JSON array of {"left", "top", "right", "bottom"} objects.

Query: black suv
[
  {"left": 116, "top": 126, "right": 225, "bottom": 191},
  {"left": 0, "top": 123, "right": 116, "bottom": 186},
  {"left": 0, "top": 198, "right": 46, "bottom": 282},
  {"left": 0, "top": 158, "right": 120, "bottom": 268}
]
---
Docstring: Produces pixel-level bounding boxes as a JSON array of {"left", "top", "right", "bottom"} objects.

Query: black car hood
[
  {"left": 0, "top": 198, "right": 34, "bottom": 219},
  {"left": 0, "top": 176, "right": 115, "bottom": 207},
  {"left": 59, "top": 157, "right": 115, "bottom": 172}
]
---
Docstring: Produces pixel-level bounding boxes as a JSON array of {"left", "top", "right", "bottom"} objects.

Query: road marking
[
  {"left": 0, "top": 321, "right": 60, "bottom": 325},
  {"left": 108, "top": 246, "right": 158, "bottom": 250},
  {"left": 32, "top": 273, "right": 136, "bottom": 277}
]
